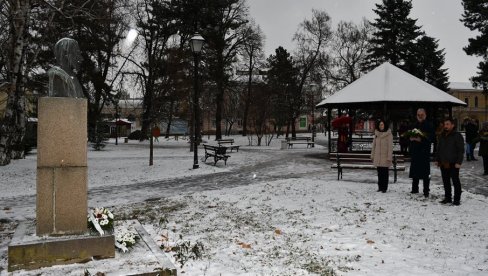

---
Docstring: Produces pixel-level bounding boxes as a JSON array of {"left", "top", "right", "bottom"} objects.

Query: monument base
[
  {"left": 8, "top": 221, "right": 115, "bottom": 272},
  {"left": 8, "top": 220, "right": 177, "bottom": 275}
]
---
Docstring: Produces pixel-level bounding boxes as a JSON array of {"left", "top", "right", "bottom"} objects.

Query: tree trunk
[
  {"left": 0, "top": 0, "right": 30, "bottom": 166},
  {"left": 242, "top": 55, "right": 253, "bottom": 136},
  {"left": 214, "top": 55, "right": 225, "bottom": 140},
  {"left": 215, "top": 77, "right": 224, "bottom": 140},
  {"left": 140, "top": 82, "right": 153, "bottom": 141},
  {"left": 291, "top": 117, "right": 296, "bottom": 138},
  {"left": 225, "top": 121, "right": 234, "bottom": 136},
  {"left": 165, "top": 100, "right": 174, "bottom": 138}
]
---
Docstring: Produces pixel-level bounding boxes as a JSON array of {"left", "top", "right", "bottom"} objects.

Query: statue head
[
  {"left": 54, "top": 38, "right": 82, "bottom": 74},
  {"left": 47, "top": 38, "right": 84, "bottom": 98}
]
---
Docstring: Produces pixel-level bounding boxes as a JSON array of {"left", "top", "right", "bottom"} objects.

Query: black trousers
[
  {"left": 469, "top": 143, "right": 476, "bottom": 159},
  {"left": 483, "top": 156, "right": 488, "bottom": 174},
  {"left": 377, "top": 167, "right": 389, "bottom": 191},
  {"left": 412, "top": 177, "right": 430, "bottom": 195},
  {"left": 440, "top": 165, "right": 462, "bottom": 202}
]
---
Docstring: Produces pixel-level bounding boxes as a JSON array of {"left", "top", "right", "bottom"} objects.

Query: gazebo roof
[{"left": 316, "top": 62, "right": 467, "bottom": 108}]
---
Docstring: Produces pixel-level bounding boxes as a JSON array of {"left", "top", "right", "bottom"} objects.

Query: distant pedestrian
[
  {"left": 371, "top": 119, "right": 393, "bottom": 193},
  {"left": 465, "top": 118, "right": 478, "bottom": 161},
  {"left": 475, "top": 122, "right": 488, "bottom": 175},
  {"left": 337, "top": 125, "right": 349, "bottom": 153},
  {"left": 398, "top": 120, "right": 409, "bottom": 155},
  {"left": 436, "top": 118, "right": 464, "bottom": 206},
  {"left": 409, "top": 108, "right": 434, "bottom": 197}
]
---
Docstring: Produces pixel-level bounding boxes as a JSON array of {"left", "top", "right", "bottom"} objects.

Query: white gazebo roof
[{"left": 316, "top": 62, "right": 467, "bottom": 107}]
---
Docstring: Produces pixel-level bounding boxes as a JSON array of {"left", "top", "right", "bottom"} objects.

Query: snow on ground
[{"left": 1, "top": 134, "right": 488, "bottom": 275}]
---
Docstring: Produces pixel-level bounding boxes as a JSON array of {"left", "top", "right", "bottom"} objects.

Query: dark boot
[
  {"left": 423, "top": 178, "right": 430, "bottom": 197},
  {"left": 440, "top": 198, "right": 452, "bottom": 204}
]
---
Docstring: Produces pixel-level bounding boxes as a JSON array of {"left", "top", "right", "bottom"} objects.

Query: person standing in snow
[
  {"left": 435, "top": 118, "right": 464, "bottom": 205},
  {"left": 398, "top": 120, "right": 409, "bottom": 155},
  {"left": 371, "top": 119, "right": 393, "bottom": 193},
  {"left": 409, "top": 108, "right": 434, "bottom": 197},
  {"left": 465, "top": 118, "right": 478, "bottom": 161},
  {"left": 474, "top": 122, "right": 488, "bottom": 175}
]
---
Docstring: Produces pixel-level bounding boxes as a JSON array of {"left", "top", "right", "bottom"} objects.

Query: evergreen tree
[
  {"left": 413, "top": 35, "right": 449, "bottom": 91},
  {"left": 364, "top": 0, "right": 423, "bottom": 73},
  {"left": 265, "top": 47, "right": 298, "bottom": 136},
  {"left": 461, "top": 0, "right": 488, "bottom": 90}
]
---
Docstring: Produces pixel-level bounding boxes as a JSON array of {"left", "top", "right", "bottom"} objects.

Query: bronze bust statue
[{"left": 47, "top": 38, "right": 84, "bottom": 98}]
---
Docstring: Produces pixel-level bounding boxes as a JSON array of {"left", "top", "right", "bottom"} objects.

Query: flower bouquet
[
  {"left": 402, "top": 128, "right": 426, "bottom": 139},
  {"left": 87, "top": 207, "right": 114, "bottom": 235},
  {"left": 115, "top": 227, "right": 140, "bottom": 252}
]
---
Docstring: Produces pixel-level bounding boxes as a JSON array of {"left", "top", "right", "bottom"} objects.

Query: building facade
[{"left": 449, "top": 82, "right": 488, "bottom": 125}]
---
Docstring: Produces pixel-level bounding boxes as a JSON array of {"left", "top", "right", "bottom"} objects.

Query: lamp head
[{"left": 190, "top": 33, "right": 205, "bottom": 53}]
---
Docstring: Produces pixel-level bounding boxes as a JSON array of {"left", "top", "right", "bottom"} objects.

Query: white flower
[{"left": 102, "top": 214, "right": 108, "bottom": 220}]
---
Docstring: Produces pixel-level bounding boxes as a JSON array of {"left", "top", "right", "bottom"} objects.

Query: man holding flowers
[{"left": 408, "top": 108, "right": 434, "bottom": 197}]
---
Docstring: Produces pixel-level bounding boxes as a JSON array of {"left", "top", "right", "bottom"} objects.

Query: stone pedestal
[
  {"left": 36, "top": 97, "right": 88, "bottom": 236},
  {"left": 8, "top": 221, "right": 176, "bottom": 275},
  {"left": 8, "top": 221, "right": 115, "bottom": 272},
  {"left": 7, "top": 97, "right": 116, "bottom": 272}
]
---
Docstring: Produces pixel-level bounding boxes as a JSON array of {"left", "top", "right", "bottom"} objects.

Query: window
[
  {"left": 475, "top": 96, "right": 478, "bottom": 108},
  {"left": 300, "top": 117, "right": 307, "bottom": 128},
  {"left": 465, "top": 97, "right": 469, "bottom": 106}
]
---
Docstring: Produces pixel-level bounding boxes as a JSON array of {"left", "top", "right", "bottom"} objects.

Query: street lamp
[{"left": 190, "top": 33, "right": 205, "bottom": 169}]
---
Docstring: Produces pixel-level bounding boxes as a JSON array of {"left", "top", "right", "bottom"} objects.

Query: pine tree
[
  {"left": 364, "top": 0, "right": 423, "bottom": 73},
  {"left": 412, "top": 35, "right": 449, "bottom": 91},
  {"left": 461, "top": 0, "right": 488, "bottom": 89},
  {"left": 265, "top": 47, "right": 298, "bottom": 136}
]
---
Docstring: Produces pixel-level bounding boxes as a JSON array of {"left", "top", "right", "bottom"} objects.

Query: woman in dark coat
[{"left": 409, "top": 108, "right": 434, "bottom": 197}]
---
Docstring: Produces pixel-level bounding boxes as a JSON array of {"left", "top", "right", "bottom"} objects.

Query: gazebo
[{"left": 316, "top": 62, "right": 467, "bottom": 153}]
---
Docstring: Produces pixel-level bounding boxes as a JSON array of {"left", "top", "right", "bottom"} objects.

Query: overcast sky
[{"left": 247, "top": 0, "right": 480, "bottom": 83}]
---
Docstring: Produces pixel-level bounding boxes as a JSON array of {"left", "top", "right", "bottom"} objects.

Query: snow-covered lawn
[{"left": 1, "top": 135, "right": 487, "bottom": 275}]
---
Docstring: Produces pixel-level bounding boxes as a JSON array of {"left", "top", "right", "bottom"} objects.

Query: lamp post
[{"left": 190, "top": 33, "right": 204, "bottom": 169}]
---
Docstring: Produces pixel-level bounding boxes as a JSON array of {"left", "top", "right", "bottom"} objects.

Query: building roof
[
  {"left": 316, "top": 62, "right": 467, "bottom": 108},
  {"left": 448, "top": 82, "right": 479, "bottom": 91}
]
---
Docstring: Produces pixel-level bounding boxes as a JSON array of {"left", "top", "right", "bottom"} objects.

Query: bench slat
[
  {"left": 331, "top": 164, "right": 406, "bottom": 170},
  {"left": 332, "top": 153, "right": 405, "bottom": 183}
]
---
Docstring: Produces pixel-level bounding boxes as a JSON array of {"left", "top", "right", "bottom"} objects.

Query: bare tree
[
  {"left": 323, "top": 19, "right": 372, "bottom": 91},
  {"left": 291, "top": 9, "right": 332, "bottom": 137},
  {"left": 129, "top": 0, "right": 181, "bottom": 138},
  {"left": 222, "top": 82, "right": 241, "bottom": 136},
  {"left": 0, "top": 0, "right": 130, "bottom": 165},
  {"left": 0, "top": 0, "right": 31, "bottom": 165},
  {"left": 248, "top": 84, "right": 272, "bottom": 146},
  {"left": 200, "top": 0, "right": 250, "bottom": 140},
  {"left": 239, "top": 21, "right": 265, "bottom": 136}
]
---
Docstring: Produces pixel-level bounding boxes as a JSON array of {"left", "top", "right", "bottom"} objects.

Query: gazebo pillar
[{"left": 327, "top": 107, "right": 332, "bottom": 154}]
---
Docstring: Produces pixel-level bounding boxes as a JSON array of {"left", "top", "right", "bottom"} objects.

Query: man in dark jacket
[
  {"left": 436, "top": 118, "right": 464, "bottom": 206},
  {"left": 409, "top": 108, "right": 434, "bottom": 197}
]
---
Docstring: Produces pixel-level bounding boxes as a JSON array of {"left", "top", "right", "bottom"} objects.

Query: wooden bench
[
  {"left": 216, "top": 138, "right": 239, "bottom": 152},
  {"left": 203, "top": 144, "right": 230, "bottom": 165},
  {"left": 285, "top": 136, "right": 315, "bottom": 148},
  {"left": 330, "top": 153, "right": 405, "bottom": 183}
]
